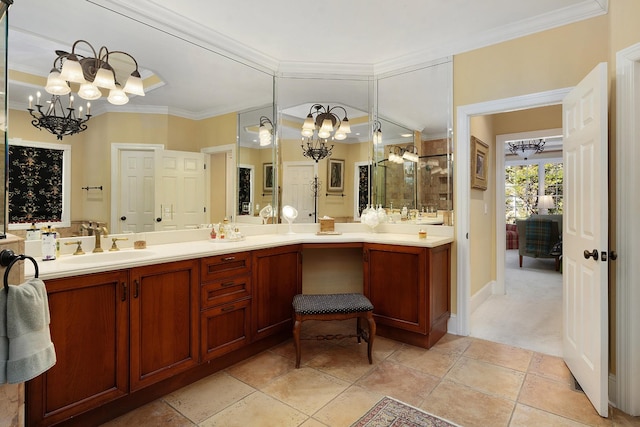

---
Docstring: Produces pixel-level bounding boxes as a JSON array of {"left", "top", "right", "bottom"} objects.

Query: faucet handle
[
  {"left": 64, "top": 241, "right": 85, "bottom": 255},
  {"left": 110, "top": 237, "right": 128, "bottom": 251}
]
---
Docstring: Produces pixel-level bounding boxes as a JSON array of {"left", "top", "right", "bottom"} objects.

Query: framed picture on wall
[
  {"left": 263, "top": 163, "right": 273, "bottom": 193},
  {"left": 471, "top": 136, "right": 489, "bottom": 191},
  {"left": 328, "top": 158, "right": 345, "bottom": 192}
]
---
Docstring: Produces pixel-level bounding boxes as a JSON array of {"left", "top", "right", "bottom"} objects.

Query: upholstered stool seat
[{"left": 292, "top": 293, "right": 376, "bottom": 368}]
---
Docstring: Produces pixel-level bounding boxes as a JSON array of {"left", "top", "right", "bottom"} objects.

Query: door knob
[
  {"left": 156, "top": 217, "right": 162, "bottom": 222},
  {"left": 584, "top": 249, "right": 598, "bottom": 260},
  {"left": 120, "top": 216, "right": 126, "bottom": 221},
  {"left": 609, "top": 251, "right": 618, "bottom": 260}
]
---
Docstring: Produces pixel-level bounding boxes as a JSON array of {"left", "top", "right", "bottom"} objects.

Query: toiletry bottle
[
  {"left": 26, "top": 223, "right": 41, "bottom": 241},
  {"left": 41, "top": 226, "right": 57, "bottom": 261}
]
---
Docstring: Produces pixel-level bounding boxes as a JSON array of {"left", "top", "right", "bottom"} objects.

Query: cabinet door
[
  {"left": 252, "top": 245, "right": 302, "bottom": 340},
  {"left": 201, "top": 298, "right": 251, "bottom": 361},
  {"left": 363, "top": 244, "right": 427, "bottom": 333},
  {"left": 26, "top": 271, "right": 129, "bottom": 427},
  {"left": 129, "top": 259, "right": 199, "bottom": 391}
]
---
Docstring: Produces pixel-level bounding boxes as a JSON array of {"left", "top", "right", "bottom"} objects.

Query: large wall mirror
[
  {"left": 276, "top": 74, "right": 374, "bottom": 223},
  {"left": 6, "top": 1, "right": 275, "bottom": 234},
  {"left": 374, "top": 58, "right": 453, "bottom": 224}
]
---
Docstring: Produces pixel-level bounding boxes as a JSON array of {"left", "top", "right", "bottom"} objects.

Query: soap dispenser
[
  {"left": 26, "top": 223, "right": 41, "bottom": 241},
  {"left": 41, "top": 226, "right": 58, "bottom": 261}
]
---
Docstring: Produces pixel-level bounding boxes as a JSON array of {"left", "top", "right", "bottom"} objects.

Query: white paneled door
[
  {"left": 282, "top": 162, "right": 316, "bottom": 223},
  {"left": 154, "top": 150, "right": 206, "bottom": 230},
  {"left": 118, "top": 150, "right": 155, "bottom": 233},
  {"left": 562, "top": 62, "right": 609, "bottom": 417}
]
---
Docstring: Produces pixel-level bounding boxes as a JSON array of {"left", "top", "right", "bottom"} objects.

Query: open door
[{"left": 562, "top": 62, "right": 609, "bottom": 417}]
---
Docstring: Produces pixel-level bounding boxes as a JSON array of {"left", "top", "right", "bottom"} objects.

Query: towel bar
[{"left": 1, "top": 249, "right": 39, "bottom": 293}]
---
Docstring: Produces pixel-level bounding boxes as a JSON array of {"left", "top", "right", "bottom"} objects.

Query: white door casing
[
  {"left": 562, "top": 62, "right": 609, "bottom": 417},
  {"left": 282, "top": 161, "right": 317, "bottom": 223}
]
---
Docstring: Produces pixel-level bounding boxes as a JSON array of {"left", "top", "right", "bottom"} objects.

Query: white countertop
[{"left": 23, "top": 223, "right": 454, "bottom": 280}]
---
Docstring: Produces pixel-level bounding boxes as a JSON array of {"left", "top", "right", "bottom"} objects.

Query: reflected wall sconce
[
  {"left": 508, "top": 138, "right": 545, "bottom": 160},
  {"left": 301, "top": 104, "right": 351, "bottom": 162},
  {"left": 402, "top": 145, "right": 419, "bottom": 163},
  {"left": 373, "top": 120, "right": 382, "bottom": 145},
  {"left": 259, "top": 116, "right": 273, "bottom": 146}
]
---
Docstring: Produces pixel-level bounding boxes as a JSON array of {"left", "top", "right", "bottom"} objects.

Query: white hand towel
[
  {"left": 0, "top": 288, "right": 8, "bottom": 384},
  {"left": 6, "top": 278, "right": 56, "bottom": 383}
]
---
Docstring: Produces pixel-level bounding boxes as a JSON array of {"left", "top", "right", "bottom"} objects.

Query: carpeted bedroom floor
[{"left": 470, "top": 249, "right": 562, "bottom": 357}]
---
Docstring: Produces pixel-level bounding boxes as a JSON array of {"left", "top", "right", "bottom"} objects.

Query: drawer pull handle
[
  {"left": 121, "top": 282, "right": 127, "bottom": 301},
  {"left": 221, "top": 305, "right": 235, "bottom": 312},
  {"left": 221, "top": 256, "right": 236, "bottom": 262},
  {"left": 134, "top": 279, "right": 140, "bottom": 298},
  {"left": 221, "top": 281, "right": 235, "bottom": 287}
]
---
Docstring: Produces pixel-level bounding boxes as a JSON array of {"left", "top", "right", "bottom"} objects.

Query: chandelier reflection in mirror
[
  {"left": 27, "top": 39, "right": 145, "bottom": 139},
  {"left": 27, "top": 91, "right": 91, "bottom": 140},
  {"left": 301, "top": 104, "right": 351, "bottom": 162},
  {"left": 508, "top": 138, "right": 545, "bottom": 160},
  {"left": 388, "top": 144, "right": 419, "bottom": 163},
  {"left": 372, "top": 120, "right": 382, "bottom": 145}
]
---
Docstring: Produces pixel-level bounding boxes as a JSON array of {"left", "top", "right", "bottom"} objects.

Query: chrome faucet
[{"left": 93, "top": 225, "right": 109, "bottom": 253}]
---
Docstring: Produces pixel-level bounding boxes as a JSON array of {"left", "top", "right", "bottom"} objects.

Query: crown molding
[{"left": 90, "top": 0, "right": 278, "bottom": 75}]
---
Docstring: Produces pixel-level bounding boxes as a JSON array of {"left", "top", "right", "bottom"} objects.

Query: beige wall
[{"left": 8, "top": 109, "right": 237, "bottom": 228}]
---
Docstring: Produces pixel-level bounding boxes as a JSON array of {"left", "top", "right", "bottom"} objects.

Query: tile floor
[{"left": 102, "top": 320, "right": 639, "bottom": 427}]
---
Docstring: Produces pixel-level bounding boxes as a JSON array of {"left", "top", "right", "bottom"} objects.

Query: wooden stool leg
[
  {"left": 356, "top": 317, "right": 363, "bottom": 343},
  {"left": 293, "top": 317, "right": 302, "bottom": 368},
  {"left": 366, "top": 312, "right": 376, "bottom": 365}
]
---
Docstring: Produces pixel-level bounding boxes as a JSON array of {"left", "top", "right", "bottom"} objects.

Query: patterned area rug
[{"left": 351, "top": 397, "right": 461, "bottom": 427}]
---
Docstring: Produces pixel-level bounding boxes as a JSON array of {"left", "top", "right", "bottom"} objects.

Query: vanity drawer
[
  {"left": 201, "top": 251, "right": 251, "bottom": 281},
  {"left": 201, "top": 274, "right": 251, "bottom": 309}
]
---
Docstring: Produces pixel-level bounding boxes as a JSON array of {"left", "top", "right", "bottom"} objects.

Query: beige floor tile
[
  {"left": 261, "top": 367, "right": 350, "bottom": 415},
  {"left": 306, "top": 344, "right": 377, "bottom": 382},
  {"left": 299, "top": 418, "right": 329, "bottom": 427},
  {"left": 390, "top": 345, "right": 460, "bottom": 378},
  {"left": 226, "top": 351, "right": 295, "bottom": 389},
  {"left": 463, "top": 339, "right": 533, "bottom": 372},
  {"left": 163, "top": 372, "right": 254, "bottom": 423},
  {"left": 609, "top": 407, "right": 640, "bottom": 426},
  {"left": 518, "top": 374, "right": 611, "bottom": 426},
  {"left": 313, "top": 385, "right": 385, "bottom": 427},
  {"left": 100, "top": 400, "right": 194, "bottom": 427},
  {"left": 528, "top": 352, "right": 573, "bottom": 385},
  {"left": 510, "top": 403, "right": 596, "bottom": 427},
  {"left": 420, "top": 380, "right": 514, "bottom": 427},
  {"left": 445, "top": 356, "right": 525, "bottom": 400},
  {"left": 335, "top": 334, "right": 403, "bottom": 360},
  {"left": 199, "top": 391, "right": 308, "bottom": 427},
  {"left": 430, "top": 333, "right": 473, "bottom": 355},
  {"left": 355, "top": 360, "right": 440, "bottom": 407},
  {"left": 269, "top": 337, "right": 340, "bottom": 365}
]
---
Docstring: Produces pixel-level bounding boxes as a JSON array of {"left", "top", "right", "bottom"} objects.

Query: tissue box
[{"left": 320, "top": 217, "right": 335, "bottom": 232}]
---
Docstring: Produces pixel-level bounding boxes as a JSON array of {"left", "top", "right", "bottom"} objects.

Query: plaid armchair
[{"left": 516, "top": 215, "right": 562, "bottom": 270}]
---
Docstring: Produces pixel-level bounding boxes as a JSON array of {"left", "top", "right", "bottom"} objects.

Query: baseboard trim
[
  {"left": 471, "top": 280, "right": 496, "bottom": 314},
  {"left": 609, "top": 373, "right": 617, "bottom": 409},
  {"left": 447, "top": 313, "right": 458, "bottom": 335}
]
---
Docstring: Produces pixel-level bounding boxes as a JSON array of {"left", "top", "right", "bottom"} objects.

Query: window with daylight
[
  {"left": 505, "top": 161, "right": 563, "bottom": 223},
  {"left": 8, "top": 140, "right": 71, "bottom": 229}
]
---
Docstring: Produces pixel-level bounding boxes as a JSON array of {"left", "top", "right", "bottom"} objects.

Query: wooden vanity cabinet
[
  {"left": 26, "top": 270, "right": 129, "bottom": 427},
  {"left": 252, "top": 245, "right": 302, "bottom": 341},
  {"left": 129, "top": 259, "right": 200, "bottom": 391},
  {"left": 200, "top": 252, "right": 252, "bottom": 361},
  {"left": 363, "top": 243, "right": 451, "bottom": 348}
]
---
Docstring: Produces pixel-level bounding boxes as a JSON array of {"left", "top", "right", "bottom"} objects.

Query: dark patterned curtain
[
  {"left": 8, "top": 145, "right": 64, "bottom": 223},
  {"left": 238, "top": 167, "right": 251, "bottom": 215},
  {"left": 358, "top": 164, "right": 370, "bottom": 216}
]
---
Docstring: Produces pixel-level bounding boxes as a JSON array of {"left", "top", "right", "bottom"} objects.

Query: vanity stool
[{"left": 292, "top": 293, "right": 376, "bottom": 368}]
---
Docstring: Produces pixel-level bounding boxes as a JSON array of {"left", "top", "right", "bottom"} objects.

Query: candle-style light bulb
[
  {"left": 69, "top": 95, "right": 74, "bottom": 108},
  {"left": 36, "top": 91, "right": 41, "bottom": 105},
  {"left": 86, "top": 102, "right": 91, "bottom": 115},
  {"left": 78, "top": 106, "right": 83, "bottom": 119},
  {"left": 28, "top": 95, "right": 33, "bottom": 109}
]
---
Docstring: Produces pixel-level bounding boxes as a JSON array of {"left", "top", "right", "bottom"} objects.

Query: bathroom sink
[{"left": 59, "top": 249, "right": 157, "bottom": 265}]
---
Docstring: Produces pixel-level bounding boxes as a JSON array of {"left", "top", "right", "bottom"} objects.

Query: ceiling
[{"left": 6, "top": 0, "right": 607, "bottom": 141}]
